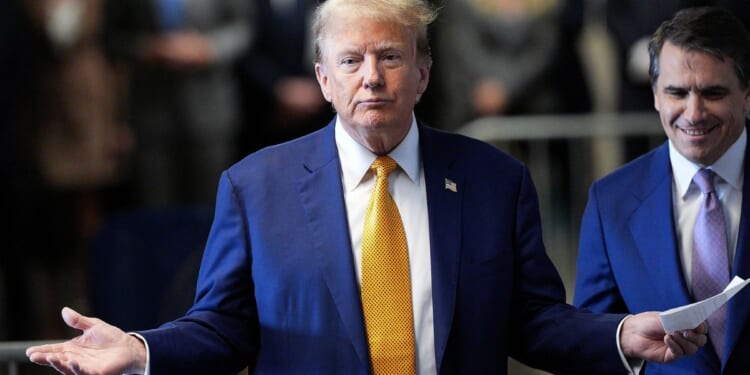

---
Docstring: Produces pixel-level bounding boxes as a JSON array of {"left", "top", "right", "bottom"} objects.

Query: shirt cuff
[
  {"left": 617, "top": 315, "right": 644, "bottom": 375},
  {"left": 127, "top": 333, "right": 151, "bottom": 375}
]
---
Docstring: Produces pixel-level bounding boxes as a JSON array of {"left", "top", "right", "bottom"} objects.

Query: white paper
[{"left": 659, "top": 276, "right": 750, "bottom": 333}]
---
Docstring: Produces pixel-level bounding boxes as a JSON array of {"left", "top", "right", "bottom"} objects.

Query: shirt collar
[
  {"left": 335, "top": 114, "right": 421, "bottom": 192},
  {"left": 670, "top": 126, "right": 746, "bottom": 198}
]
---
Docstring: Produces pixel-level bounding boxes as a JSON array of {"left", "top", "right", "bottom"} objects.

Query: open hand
[{"left": 26, "top": 307, "right": 147, "bottom": 375}]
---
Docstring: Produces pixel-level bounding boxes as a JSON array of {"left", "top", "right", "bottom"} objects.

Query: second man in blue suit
[{"left": 575, "top": 6, "right": 750, "bottom": 375}]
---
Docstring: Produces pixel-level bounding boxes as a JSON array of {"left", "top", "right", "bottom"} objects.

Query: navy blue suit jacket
[
  {"left": 575, "top": 137, "right": 750, "bottom": 374},
  {"left": 140, "top": 121, "right": 627, "bottom": 374}
]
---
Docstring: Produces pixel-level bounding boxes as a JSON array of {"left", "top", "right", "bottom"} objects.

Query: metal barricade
[{"left": 0, "top": 341, "right": 61, "bottom": 375}]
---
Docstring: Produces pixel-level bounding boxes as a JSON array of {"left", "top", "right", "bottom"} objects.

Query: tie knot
[
  {"left": 693, "top": 168, "right": 717, "bottom": 194},
  {"left": 371, "top": 156, "right": 397, "bottom": 178}
]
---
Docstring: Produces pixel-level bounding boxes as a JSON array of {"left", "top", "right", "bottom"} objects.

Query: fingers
[
  {"left": 27, "top": 342, "right": 66, "bottom": 359},
  {"left": 694, "top": 321, "right": 708, "bottom": 335},
  {"left": 27, "top": 342, "right": 69, "bottom": 366},
  {"left": 663, "top": 334, "right": 684, "bottom": 361},
  {"left": 683, "top": 325, "right": 708, "bottom": 350},
  {"left": 669, "top": 332, "right": 698, "bottom": 355},
  {"left": 70, "top": 361, "right": 84, "bottom": 375},
  {"left": 50, "top": 357, "right": 83, "bottom": 375},
  {"left": 663, "top": 326, "right": 708, "bottom": 361},
  {"left": 27, "top": 351, "right": 79, "bottom": 375},
  {"left": 62, "top": 307, "right": 96, "bottom": 332},
  {"left": 49, "top": 356, "right": 76, "bottom": 375},
  {"left": 27, "top": 351, "right": 50, "bottom": 365},
  {"left": 26, "top": 341, "right": 78, "bottom": 361},
  {"left": 671, "top": 324, "right": 708, "bottom": 354}
]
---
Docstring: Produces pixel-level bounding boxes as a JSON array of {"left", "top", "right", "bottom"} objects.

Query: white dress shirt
[
  {"left": 335, "top": 114, "right": 436, "bottom": 375},
  {"left": 670, "top": 128, "right": 745, "bottom": 291}
]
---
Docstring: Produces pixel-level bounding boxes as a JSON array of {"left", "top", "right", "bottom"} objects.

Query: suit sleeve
[
  {"left": 139, "top": 171, "right": 259, "bottom": 374},
  {"left": 573, "top": 183, "right": 628, "bottom": 313},
  {"left": 508, "top": 167, "right": 628, "bottom": 374}
]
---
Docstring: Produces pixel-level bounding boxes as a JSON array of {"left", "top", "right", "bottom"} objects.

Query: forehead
[
  {"left": 321, "top": 17, "right": 414, "bottom": 55},
  {"left": 657, "top": 41, "right": 738, "bottom": 87}
]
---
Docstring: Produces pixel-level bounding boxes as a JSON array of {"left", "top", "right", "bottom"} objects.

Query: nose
[
  {"left": 684, "top": 93, "right": 705, "bottom": 125},
  {"left": 362, "top": 56, "right": 384, "bottom": 89}
]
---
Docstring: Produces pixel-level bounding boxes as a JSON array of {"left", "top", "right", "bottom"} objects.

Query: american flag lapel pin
[{"left": 444, "top": 178, "right": 457, "bottom": 193}]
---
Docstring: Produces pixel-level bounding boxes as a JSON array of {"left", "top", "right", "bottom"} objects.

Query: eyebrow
[
  {"left": 372, "top": 40, "right": 408, "bottom": 52},
  {"left": 336, "top": 40, "right": 409, "bottom": 56},
  {"left": 696, "top": 85, "right": 730, "bottom": 94},
  {"left": 663, "top": 84, "right": 730, "bottom": 94}
]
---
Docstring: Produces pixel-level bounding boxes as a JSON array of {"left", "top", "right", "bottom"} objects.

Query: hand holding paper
[{"left": 660, "top": 276, "right": 750, "bottom": 333}]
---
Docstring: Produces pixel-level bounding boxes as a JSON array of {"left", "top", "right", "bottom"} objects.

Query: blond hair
[{"left": 311, "top": 0, "right": 438, "bottom": 64}]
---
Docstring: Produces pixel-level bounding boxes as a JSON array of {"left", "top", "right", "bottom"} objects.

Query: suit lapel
[
  {"left": 724, "top": 133, "right": 750, "bottom": 366},
  {"left": 295, "top": 124, "right": 370, "bottom": 367},
  {"left": 419, "top": 127, "right": 463, "bottom": 372},
  {"left": 294, "top": 124, "right": 469, "bottom": 370},
  {"left": 628, "top": 144, "right": 693, "bottom": 308}
]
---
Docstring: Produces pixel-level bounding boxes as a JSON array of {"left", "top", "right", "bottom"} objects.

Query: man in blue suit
[
  {"left": 574, "top": 6, "right": 750, "bottom": 375},
  {"left": 27, "top": 0, "right": 707, "bottom": 374}
]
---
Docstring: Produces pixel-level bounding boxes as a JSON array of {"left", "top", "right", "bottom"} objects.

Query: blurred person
[
  {"left": 4, "top": 0, "right": 132, "bottom": 340},
  {"left": 575, "top": 6, "right": 750, "bottom": 374},
  {"left": 239, "top": 0, "right": 330, "bottom": 154},
  {"left": 434, "top": 0, "right": 592, "bottom": 132},
  {"left": 432, "top": 0, "right": 590, "bottom": 236},
  {"left": 24, "top": 0, "right": 134, "bottom": 190},
  {"left": 28, "top": 0, "right": 707, "bottom": 374},
  {"left": 102, "top": 0, "right": 254, "bottom": 207}
]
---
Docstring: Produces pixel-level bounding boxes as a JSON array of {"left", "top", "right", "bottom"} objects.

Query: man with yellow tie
[{"left": 27, "top": 0, "right": 707, "bottom": 374}]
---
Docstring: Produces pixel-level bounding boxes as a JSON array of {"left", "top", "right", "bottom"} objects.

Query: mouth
[
  {"left": 676, "top": 123, "right": 719, "bottom": 136},
  {"left": 357, "top": 98, "right": 392, "bottom": 106}
]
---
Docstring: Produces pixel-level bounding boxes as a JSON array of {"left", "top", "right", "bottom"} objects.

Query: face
[
  {"left": 315, "top": 16, "right": 430, "bottom": 155},
  {"left": 653, "top": 41, "right": 750, "bottom": 166}
]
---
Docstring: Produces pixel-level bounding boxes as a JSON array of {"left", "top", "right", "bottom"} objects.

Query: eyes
[
  {"left": 663, "top": 86, "right": 730, "bottom": 101},
  {"left": 337, "top": 51, "right": 404, "bottom": 72},
  {"left": 664, "top": 87, "right": 688, "bottom": 98}
]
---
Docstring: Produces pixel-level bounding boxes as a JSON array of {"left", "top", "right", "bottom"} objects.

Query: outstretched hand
[
  {"left": 26, "top": 307, "right": 147, "bottom": 375},
  {"left": 621, "top": 311, "right": 708, "bottom": 363}
]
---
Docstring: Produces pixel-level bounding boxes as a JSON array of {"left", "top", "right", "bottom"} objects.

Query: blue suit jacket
[
  {"left": 141, "top": 122, "right": 628, "bottom": 374},
  {"left": 574, "top": 137, "right": 750, "bottom": 374}
]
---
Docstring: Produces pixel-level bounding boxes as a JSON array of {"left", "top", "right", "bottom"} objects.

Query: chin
[
  {"left": 358, "top": 115, "right": 391, "bottom": 129},
  {"left": 685, "top": 150, "right": 714, "bottom": 166}
]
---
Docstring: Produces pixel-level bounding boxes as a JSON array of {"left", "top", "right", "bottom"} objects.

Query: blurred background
[{"left": 2, "top": 0, "right": 748, "bottom": 373}]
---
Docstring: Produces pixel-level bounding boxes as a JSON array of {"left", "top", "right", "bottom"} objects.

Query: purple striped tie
[{"left": 691, "top": 168, "right": 729, "bottom": 359}]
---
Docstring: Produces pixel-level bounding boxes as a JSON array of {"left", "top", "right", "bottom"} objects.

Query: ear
[
  {"left": 416, "top": 61, "right": 431, "bottom": 96},
  {"left": 653, "top": 86, "right": 661, "bottom": 112},
  {"left": 743, "top": 80, "right": 750, "bottom": 114},
  {"left": 315, "top": 63, "right": 332, "bottom": 103}
]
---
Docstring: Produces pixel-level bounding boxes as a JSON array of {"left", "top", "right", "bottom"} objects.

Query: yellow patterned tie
[{"left": 361, "top": 156, "right": 416, "bottom": 375}]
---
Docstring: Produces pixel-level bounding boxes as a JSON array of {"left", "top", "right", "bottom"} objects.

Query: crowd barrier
[{"left": 0, "top": 341, "right": 61, "bottom": 375}]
